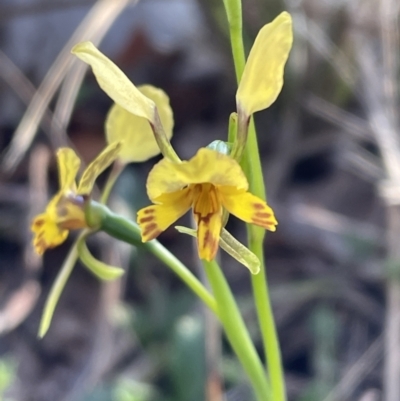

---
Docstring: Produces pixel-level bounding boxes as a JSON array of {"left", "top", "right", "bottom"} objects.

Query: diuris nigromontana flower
[
  {"left": 137, "top": 148, "right": 277, "bottom": 261},
  {"left": 31, "top": 143, "right": 121, "bottom": 255}
]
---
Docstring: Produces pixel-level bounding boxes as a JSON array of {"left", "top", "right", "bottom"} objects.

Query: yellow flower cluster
[{"left": 32, "top": 12, "right": 292, "bottom": 265}]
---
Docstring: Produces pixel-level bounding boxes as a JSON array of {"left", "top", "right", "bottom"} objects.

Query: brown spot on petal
[
  {"left": 254, "top": 211, "right": 271, "bottom": 219},
  {"left": 33, "top": 219, "right": 44, "bottom": 228},
  {"left": 139, "top": 216, "right": 154, "bottom": 224},
  {"left": 253, "top": 203, "right": 265, "bottom": 210},
  {"left": 143, "top": 208, "right": 155, "bottom": 215},
  {"left": 142, "top": 223, "right": 162, "bottom": 240},
  {"left": 143, "top": 222, "right": 157, "bottom": 234},
  {"left": 203, "top": 230, "right": 211, "bottom": 246},
  {"left": 202, "top": 230, "right": 218, "bottom": 260},
  {"left": 251, "top": 217, "right": 276, "bottom": 228},
  {"left": 193, "top": 212, "right": 212, "bottom": 226}
]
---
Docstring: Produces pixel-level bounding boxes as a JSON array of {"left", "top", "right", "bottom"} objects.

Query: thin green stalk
[
  {"left": 248, "top": 232, "right": 286, "bottom": 401},
  {"left": 222, "top": 0, "right": 246, "bottom": 81},
  {"left": 243, "top": 106, "right": 285, "bottom": 401},
  {"left": 147, "top": 241, "right": 218, "bottom": 316},
  {"left": 222, "top": 1, "right": 286, "bottom": 400},
  {"left": 203, "top": 259, "right": 270, "bottom": 401}
]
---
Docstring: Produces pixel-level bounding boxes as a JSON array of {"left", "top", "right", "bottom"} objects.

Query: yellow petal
[
  {"left": 106, "top": 85, "right": 174, "bottom": 162},
  {"left": 147, "top": 148, "right": 248, "bottom": 201},
  {"left": 192, "top": 184, "right": 222, "bottom": 261},
  {"left": 31, "top": 213, "right": 69, "bottom": 255},
  {"left": 56, "top": 148, "right": 80, "bottom": 191},
  {"left": 72, "top": 41, "right": 155, "bottom": 121},
  {"left": 219, "top": 187, "right": 278, "bottom": 230},
  {"left": 77, "top": 142, "right": 121, "bottom": 194},
  {"left": 137, "top": 188, "right": 193, "bottom": 242},
  {"left": 236, "top": 12, "right": 293, "bottom": 115}
]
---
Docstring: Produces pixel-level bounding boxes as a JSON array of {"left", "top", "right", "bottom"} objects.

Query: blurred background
[{"left": 0, "top": 0, "right": 397, "bottom": 400}]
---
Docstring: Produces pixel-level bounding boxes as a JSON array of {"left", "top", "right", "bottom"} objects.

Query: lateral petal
[
  {"left": 72, "top": 41, "right": 155, "bottom": 121},
  {"left": 219, "top": 188, "right": 278, "bottom": 230},
  {"left": 137, "top": 188, "right": 192, "bottom": 242}
]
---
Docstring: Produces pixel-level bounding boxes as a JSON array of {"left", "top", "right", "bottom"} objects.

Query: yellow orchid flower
[
  {"left": 31, "top": 143, "right": 121, "bottom": 255},
  {"left": 137, "top": 148, "right": 277, "bottom": 261}
]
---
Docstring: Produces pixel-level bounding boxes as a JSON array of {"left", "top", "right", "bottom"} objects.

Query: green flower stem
[
  {"left": 91, "top": 202, "right": 218, "bottom": 315},
  {"left": 248, "top": 232, "right": 285, "bottom": 401},
  {"left": 146, "top": 241, "right": 218, "bottom": 315},
  {"left": 222, "top": 0, "right": 246, "bottom": 81},
  {"left": 203, "top": 259, "right": 271, "bottom": 401},
  {"left": 222, "top": 1, "right": 286, "bottom": 400}
]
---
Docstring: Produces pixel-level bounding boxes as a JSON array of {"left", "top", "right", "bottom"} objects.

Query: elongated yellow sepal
[
  {"left": 72, "top": 41, "right": 155, "bottom": 121},
  {"left": 106, "top": 85, "right": 174, "bottom": 162},
  {"left": 236, "top": 12, "right": 293, "bottom": 116}
]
